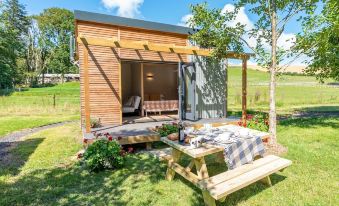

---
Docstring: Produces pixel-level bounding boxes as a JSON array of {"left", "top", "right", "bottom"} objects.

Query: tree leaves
[{"left": 295, "top": 0, "right": 339, "bottom": 82}]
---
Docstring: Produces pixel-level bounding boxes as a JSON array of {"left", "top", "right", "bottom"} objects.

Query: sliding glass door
[{"left": 179, "top": 62, "right": 196, "bottom": 120}]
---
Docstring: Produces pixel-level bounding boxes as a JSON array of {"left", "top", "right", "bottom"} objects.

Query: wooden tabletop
[{"left": 161, "top": 137, "right": 224, "bottom": 158}]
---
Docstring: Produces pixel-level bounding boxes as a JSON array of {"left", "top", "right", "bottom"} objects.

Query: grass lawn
[
  {"left": 0, "top": 82, "right": 80, "bottom": 136},
  {"left": 0, "top": 118, "right": 338, "bottom": 205},
  {"left": 227, "top": 67, "right": 339, "bottom": 113}
]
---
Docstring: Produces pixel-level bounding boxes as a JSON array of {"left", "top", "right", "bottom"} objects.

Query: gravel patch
[{"left": 0, "top": 121, "right": 77, "bottom": 143}]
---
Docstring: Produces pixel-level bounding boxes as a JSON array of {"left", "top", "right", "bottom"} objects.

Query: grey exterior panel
[
  {"left": 74, "top": 10, "right": 194, "bottom": 35},
  {"left": 191, "top": 56, "right": 227, "bottom": 119}
]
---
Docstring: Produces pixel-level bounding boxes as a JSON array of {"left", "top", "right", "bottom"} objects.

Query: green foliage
[
  {"left": 189, "top": 1, "right": 319, "bottom": 67},
  {"left": 295, "top": 0, "right": 339, "bottom": 82},
  {"left": 155, "top": 123, "right": 178, "bottom": 137},
  {"left": 83, "top": 139, "right": 125, "bottom": 172},
  {"left": 188, "top": 3, "right": 244, "bottom": 59},
  {"left": 0, "top": 4, "right": 76, "bottom": 88},
  {"left": 90, "top": 118, "right": 102, "bottom": 128},
  {"left": 247, "top": 113, "right": 269, "bottom": 132},
  {"left": 0, "top": 0, "right": 29, "bottom": 88},
  {"left": 35, "top": 8, "right": 76, "bottom": 77}
]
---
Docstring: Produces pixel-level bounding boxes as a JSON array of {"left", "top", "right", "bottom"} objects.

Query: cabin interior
[{"left": 121, "top": 61, "right": 179, "bottom": 123}]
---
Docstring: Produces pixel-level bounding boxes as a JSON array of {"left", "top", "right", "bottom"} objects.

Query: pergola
[{"left": 78, "top": 35, "right": 252, "bottom": 133}]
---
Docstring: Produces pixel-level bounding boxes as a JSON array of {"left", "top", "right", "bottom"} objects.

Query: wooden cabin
[{"left": 74, "top": 10, "right": 250, "bottom": 136}]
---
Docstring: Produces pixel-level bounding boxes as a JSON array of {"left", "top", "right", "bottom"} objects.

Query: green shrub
[
  {"left": 247, "top": 112, "right": 269, "bottom": 132},
  {"left": 237, "top": 112, "right": 269, "bottom": 132},
  {"left": 90, "top": 118, "right": 102, "bottom": 128},
  {"left": 155, "top": 123, "right": 178, "bottom": 137},
  {"left": 83, "top": 139, "right": 125, "bottom": 172}
]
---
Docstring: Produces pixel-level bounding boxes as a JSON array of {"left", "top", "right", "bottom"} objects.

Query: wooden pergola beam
[{"left": 78, "top": 34, "right": 253, "bottom": 60}]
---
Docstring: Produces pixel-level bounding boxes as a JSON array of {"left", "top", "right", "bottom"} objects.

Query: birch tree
[{"left": 189, "top": 0, "right": 318, "bottom": 144}]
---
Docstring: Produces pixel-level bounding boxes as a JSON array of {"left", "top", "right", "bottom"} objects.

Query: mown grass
[
  {"left": 0, "top": 82, "right": 79, "bottom": 136},
  {"left": 227, "top": 67, "right": 339, "bottom": 113},
  {"left": 0, "top": 118, "right": 338, "bottom": 205}
]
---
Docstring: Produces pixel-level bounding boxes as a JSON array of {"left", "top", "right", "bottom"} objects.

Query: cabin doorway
[{"left": 121, "top": 61, "right": 179, "bottom": 124}]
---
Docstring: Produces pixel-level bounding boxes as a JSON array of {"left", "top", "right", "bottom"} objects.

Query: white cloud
[
  {"left": 277, "top": 32, "right": 296, "bottom": 50},
  {"left": 221, "top": 4, "right": 254, "bottom": 31},
  {"left": 101, "top": 0, "right": 144, "bottom": 18},
  {"left": 177, "top": 14, "right": 193, "bottom": 26},
  {"left": 221, "top": 4, "right": 258, "bottom": 48}
]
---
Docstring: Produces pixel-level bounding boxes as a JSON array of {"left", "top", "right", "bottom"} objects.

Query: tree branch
[{"left": 277, "top": 6, "right": 303, "bottom": 37}]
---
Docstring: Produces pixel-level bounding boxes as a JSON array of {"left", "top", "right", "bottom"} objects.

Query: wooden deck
[{"left": 91, "top": 117, "right": 241, "bottom": 146}]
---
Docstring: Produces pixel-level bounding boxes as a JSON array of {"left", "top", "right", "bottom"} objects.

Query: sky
[{"left": 19, "top": 0, "right": 311, "bottom": 66}]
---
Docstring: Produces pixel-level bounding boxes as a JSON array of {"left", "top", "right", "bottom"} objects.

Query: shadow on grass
[
  {"left": 0, "top": 154, "right": 170, "bottom": 205},
  {"left": 279, "top": 116, "right": 339, "bottom": 129},
  {"left": 0, "top": 138, "right": 44, "bottom": 176},
  {"left": 1, "top": 147, "right": 289, "bottom": 205},
  {"left": 294, "top": 105, "right": 339, "bottom": 113},
  {"left": 216, "top": 173, "right": 287, "bottom": 206},
  {"left": 176, "top": 154, "right": 288, "bottom": 206}
]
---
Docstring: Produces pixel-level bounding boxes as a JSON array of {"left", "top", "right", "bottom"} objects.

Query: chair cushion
[
  {"left": 123, "top": 107, "right": 135, "bottom": 113},
  {"left": 124, "top": 96, "right": 134, "bottom": 107}
]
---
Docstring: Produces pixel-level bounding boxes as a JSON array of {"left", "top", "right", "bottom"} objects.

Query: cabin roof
[{"left": 74, "top": 10, "right": 194, "bottom": 35}]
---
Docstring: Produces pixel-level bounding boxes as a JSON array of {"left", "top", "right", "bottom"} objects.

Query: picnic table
[{"left": 161, "top": 128, "right": 292, "bottom": 206}]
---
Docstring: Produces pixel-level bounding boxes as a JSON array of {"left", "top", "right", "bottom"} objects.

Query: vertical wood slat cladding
[{"left": 77, "top": 20, "right": 188, "bottom": 126}]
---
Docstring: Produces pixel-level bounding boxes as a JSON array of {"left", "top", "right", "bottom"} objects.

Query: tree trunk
[
  {"left": 269, "top": 0, "right": 277, "bottom": 145},
  {"left": 42, "top": 71, "right": 45, "bottom": 85}
]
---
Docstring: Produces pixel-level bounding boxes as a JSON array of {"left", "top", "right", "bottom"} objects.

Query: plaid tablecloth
[
  {"left": 221, "top": 136, "right": 265, "bottom": 169},
  {"left": 190, "top": 126, "right": 266, "bottom": 170}
]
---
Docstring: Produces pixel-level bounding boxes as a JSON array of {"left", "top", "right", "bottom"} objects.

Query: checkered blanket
[
  {"left": 222, "top": 136, "right": 265, "bottom": 169},
  {"left": 143, "top": 100, "right": 178, "bottom": 112}
]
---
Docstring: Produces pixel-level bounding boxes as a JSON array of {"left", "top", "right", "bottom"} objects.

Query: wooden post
[
  {"left": 118, "top": 28, "right": 122, "bottom": 125},
  {"left": 166, "top": 149, "right": 182, "bottom": 180},
  {"left": 140, "top": 63, "right": 144, "bottom": 116},
  {"left": 83, "top": 45, "right": 91, "bottom": 133},
  {"left": 242, "top": 58, "right": 247, "bottom": 125},
  {"left": 119, "top": 61, "right": 122, "bottom": 124},
  {"left": 225, "top": 59, "right": 228, "bottom": 117}
]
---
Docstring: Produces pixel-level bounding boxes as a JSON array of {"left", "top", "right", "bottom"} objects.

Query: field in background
[
  {"left": 228, "top": 67, "right": 339, "bottom": 113},
  {"left": 0, "top": 67, "right": 338, "bottom": 136},
  {"left": 0, "top": 82, "right": 79, "bottom": 136},
  {"left": 247, "top": 64, "right": 307, "bottom": 73}
]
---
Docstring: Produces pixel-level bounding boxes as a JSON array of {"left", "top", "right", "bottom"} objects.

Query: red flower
[
  {"left": 238, "top": 121, "right": 242, "bottom": 126},
  {"left": 243, "top": 123, "right": 247, "bottom": 127},
  {"left": 108, "top": 136, "right": 113, "bottom": 141},
  {"left": 77, "top": 153, "right": 83, "bottom": 159},
  {"left": 247, "top": 114, "right": 253, "bottom": 120},
  {"left": 83, "top": 139, "right": 88, "bottom": 144},
  {"left": 127, "top": 147, "right": 134, "bottom": 153},
  {"left": 264, "top": 120, "right": 269, "bottom": 126}
]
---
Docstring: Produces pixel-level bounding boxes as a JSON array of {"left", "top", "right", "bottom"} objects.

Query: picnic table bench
[{"left": 161, "top": 137, "right": 292, "bottom": 206}]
